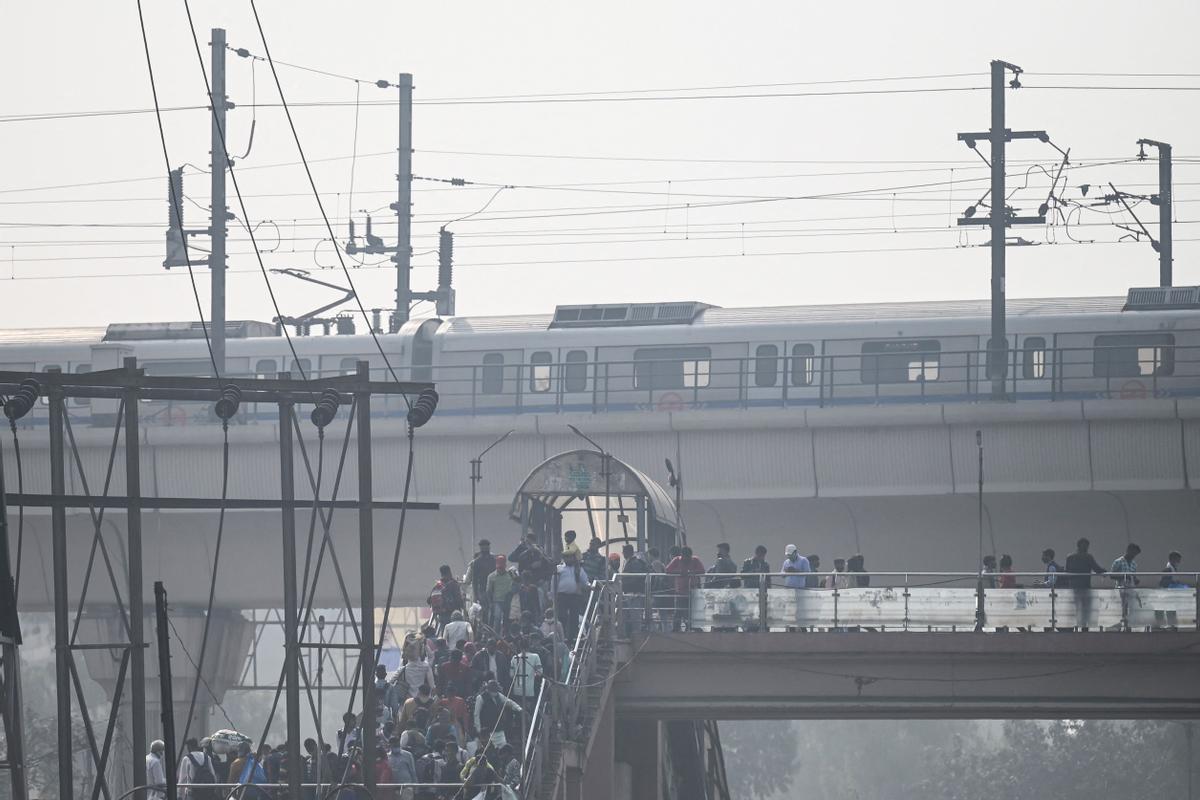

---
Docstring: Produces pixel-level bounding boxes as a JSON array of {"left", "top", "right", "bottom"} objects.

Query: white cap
[{"left": 784, "top": 544, "right": 798, "bottom": 555}]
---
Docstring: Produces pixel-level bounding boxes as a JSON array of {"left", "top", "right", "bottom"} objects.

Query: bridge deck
[{"left": 614, "top": 630, "right": 1200, "bottom": 720}]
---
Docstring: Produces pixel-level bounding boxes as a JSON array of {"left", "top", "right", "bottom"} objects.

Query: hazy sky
[{"left": 3, "top": 1, "right": 1199, "bottom": 329}]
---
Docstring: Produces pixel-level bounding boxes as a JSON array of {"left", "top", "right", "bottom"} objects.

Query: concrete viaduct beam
[{"left": 614, "top": 632, "right": 1200, "bottom": 721}]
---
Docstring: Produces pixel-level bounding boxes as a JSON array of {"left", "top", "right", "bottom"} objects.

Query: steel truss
[{"left": 0, "top": 359, "right": 435, "bottom": 800}]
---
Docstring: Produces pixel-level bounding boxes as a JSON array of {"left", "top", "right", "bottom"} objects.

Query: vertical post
[
  {"left": 48, "top": 372, "right": 73, "bottom": 800},
  {"left": 124, "top": 358, "right": 148, "bottom": 795},
  {"left": 988, "top": 59, "right": 1007, "bottom": 400},
  {"left": 1, "top": 637, "right": 28, "bottom": 800},
  {"left": 393, "top": 74, "right": 414, "bottom": 328},
  {"left": 355, "top": 362, "right": 377, "bottom": 794},
  {"left": 209, "top": 29, "right": 228, "bottom": 376},
  {"left": 277, "top": 378, "right": 302, "bottom": 800},
  {"left": 757, "top": 581, "right": 768, "bottom": 633},
  {"left": 1159, "top": 142, "right": 1173, "bottom": 287},
  {"left": 975, "top": 430, "right": 986, "bottom": 632},
  {"left": 469, "top": 458, "right": 481, "bottom": 556},
  {"left": 153, "top": 582, "right": 177, "bottom": 800}
]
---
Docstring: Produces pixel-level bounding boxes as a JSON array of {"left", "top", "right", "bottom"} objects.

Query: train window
[
  {"left": 290, "top": 358, "right": 311, "bottom": 378},
  {"left": 634, "top": 347, "right": 712, "bottom": 390},
  {"left": 1023, "top": 337, "right": 1047, "bottom": 379},
  {"left": 530, "top": 351, "right": 553, "bottom": 393},
  {"left": 74, "top": 363, "right": 91, "bottom": 406},
  {"left": 481, "top": 353, "right": 505, "bottom": 394},
  {"left": 340, "top": 357, "right": 359, "bottom": 376},
  {"left": 1093, "top": 333, "right": 1175, "bottom": 377},
  {"left": 564, "top": 350, "right": 588, "bottom": 393},
  {"left": 255, "top": 359, "right": 277, "bottom": 378},
  {"left": 754, "top": 345, "right": 779, "bottom": 388},
  {"left": 790, "top": 344, "right": 816, "bottom": 387},
  {"left": 860, "top": 340, "right": 941, "bottom": 384}
]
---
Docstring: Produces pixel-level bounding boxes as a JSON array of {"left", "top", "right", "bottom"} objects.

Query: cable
[
  {"left": 179, "top": 0, "right": 311, "bottom": 385},
  {"left": 247, "top": 0, "right": 409, "bottom": 397},
  {"left": 135, "top": 0, "right": 219, "bottom": 380},
  {"left": 175, "top": 421, "right": 231, "bottom": 761},
  {"left": 7, "top": 421, "right": 24, "bottom": 605},
  {"left": 165, "top": 615, "right": 237, "bottom": 729}
]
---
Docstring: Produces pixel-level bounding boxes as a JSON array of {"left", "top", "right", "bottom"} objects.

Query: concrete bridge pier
[{"left": 79, "top": 605, "right": 254, "bottom": 745}]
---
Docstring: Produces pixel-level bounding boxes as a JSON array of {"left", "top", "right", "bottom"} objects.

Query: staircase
[{"left": 522, "top": 583, "right": 619, "bottom": 799}]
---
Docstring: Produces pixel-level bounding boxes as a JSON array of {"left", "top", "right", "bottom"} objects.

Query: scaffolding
[{"left": 0, "top": 358, "right": 436, "bottom": 800}]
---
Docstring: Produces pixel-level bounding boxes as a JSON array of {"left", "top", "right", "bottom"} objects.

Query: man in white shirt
[
  {"left": 146, "top": 740, "right": 167, "bottom": 800},
  {"left": 389, "top": 656, "right": 435, "bottom": 706},
  {"left": 509, "top": 639, "right": 543, "bottom": 713},
  {"left": 473, "top": 680, "right": 524, "bottom": 749},
  {"left": 442, "top": 610, "right": 472, "bottom": 651}
]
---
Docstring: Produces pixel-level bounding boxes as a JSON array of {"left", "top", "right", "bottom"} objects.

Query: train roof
[
  {"left": 0, "top": 326, "right": 107, "bottom": 345},
  {"left": 438, "top": 295, "right": 1129, "bottom": 335}
]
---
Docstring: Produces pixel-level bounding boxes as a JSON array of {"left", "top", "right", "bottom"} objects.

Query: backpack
[
  {"left": 186, "top": 753, "right": 217, "bottom": 800},
  {"left": 428, "top": 581, "right": 445, "bottom": 611}
]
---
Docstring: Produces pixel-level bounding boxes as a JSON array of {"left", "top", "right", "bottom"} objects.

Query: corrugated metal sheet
[
  {"left": 948, "top": 422, "right": 1091, "bottom": 494},
  {"left": 814, "top": 425, "right": 953, "bottom": 497}
]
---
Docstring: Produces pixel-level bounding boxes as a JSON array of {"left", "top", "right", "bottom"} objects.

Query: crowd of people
[{"left": 143, "top": 533, "right": 1191, "bottom": 799}]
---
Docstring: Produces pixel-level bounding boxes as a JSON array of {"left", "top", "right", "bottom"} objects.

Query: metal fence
[{"left": 611, "top": 571, "right": 1200, "bottom": 632}]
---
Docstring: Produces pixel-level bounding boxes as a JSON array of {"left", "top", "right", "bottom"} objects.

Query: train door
[
  {"left": 559, "top": 347, "right": 592, "bottom": 412},
  {"left": 746, "top": 342, "right": 785, "bottom": 407},
  {"left": 524, "top": 349, "right": 558, "bottom": 412},
  {"left": 1014, "top": 334, "right": 1053, "bottom": 398}
]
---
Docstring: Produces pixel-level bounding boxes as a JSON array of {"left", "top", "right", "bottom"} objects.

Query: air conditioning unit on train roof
[
  {"left": 549, "top": 301, "right": 715, "bottom": 328},
  {"left": 103, "top": 320, "right": 277, "bottom": 341},
  {"left": 1123, "top": 286, "right": 1200, "bottom": 311}
]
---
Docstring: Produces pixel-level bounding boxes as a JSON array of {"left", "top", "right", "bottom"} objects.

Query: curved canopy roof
[{"left": 509, "top": 449, "right": 679, "bottom": 531}]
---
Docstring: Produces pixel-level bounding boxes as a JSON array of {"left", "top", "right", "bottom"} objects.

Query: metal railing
[
  {"left": 15, "top": 343, "right": 1200, "bottom": 428},
  {"left": 519, "top": 581, "right": 618, "bottom": 799},
  {"left": 614, "top": 571, "right": 1200, "bottom": 633}
]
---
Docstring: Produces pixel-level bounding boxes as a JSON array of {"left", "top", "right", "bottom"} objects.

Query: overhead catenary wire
[
  {"left": 134, "top": 0, "right": 219, "bottom": 380},
  {"left": 179, "top": 0, "right": 312, "bottom": 386},
  {"left": 247, "top": 0, "right": 409, "bottom": 396}
]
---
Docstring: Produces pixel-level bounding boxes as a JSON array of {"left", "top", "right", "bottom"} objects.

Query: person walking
[
  {"left": 1160, "top": 551, "right": 1189, "bottom": 588},
  {"left": 847, "top": 553, "right": 870, "bottom": 587},
  {"left": 1110, "top": 543, "right": 1142, "bottom": 630},
  {"left": 147, "top": 740, "right": 168, "bottom": 800},
  {"left": 560, "top": 529, "right": 582, "bottom": 560},
  {"left": 581, "top": 537, "right": 608, "bottom": 583},
  {"left": 428, "top": 565, "right": 464, "bottom": 629},
  {"left": 781, "top": 545, "right": 811, "bottom": 589},
  {"left": 178, "top": 737, "right": 217, "bottom": 800},
  {"left": 998, "top": 554, "right": 1017, "bottom": 588},
  {"left": 664, "top": 546, "right": 706, "bottom": 631},
  {"left": 740, "top": 545, "right": 771, "bottom": 589},
  {"left": 1040, "top": 548, "right": 1060, "bottom": 587},
  {"left": 443, "top": 610, "right": 472, "bottom": 651},
  {"left": 468, "top": 539, "right": 497, "bottom": 609},
  {"left": 485, "top": 555, "right": 516, "bottom": 631},
  {"left": 707, "top": 543, "right": 739, "bottom": 588},
  {"left": 825, "top": 557, "right": 850, "bottom": 589},
  {"left": 554, "top": 552, "right": 591, "bottom": 643},
  {"left": 1065, "top": 538, "right": 1107, "bottom": 627},
  {"left": 509, "top": 636, "right": 543, "bottom": 714}
]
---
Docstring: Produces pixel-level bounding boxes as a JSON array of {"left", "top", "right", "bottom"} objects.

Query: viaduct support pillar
[{"left": 615, "top": 718, "right": 661, "bottom": 800}]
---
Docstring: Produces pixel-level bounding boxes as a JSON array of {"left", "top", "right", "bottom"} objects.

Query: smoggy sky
[{"left": 3, "top": 1, "right": 1199, "bottom": 329}]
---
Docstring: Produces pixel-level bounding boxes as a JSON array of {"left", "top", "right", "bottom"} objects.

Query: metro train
[{"left": 2, "top": 285, "right": 1199, "bottom": 422}]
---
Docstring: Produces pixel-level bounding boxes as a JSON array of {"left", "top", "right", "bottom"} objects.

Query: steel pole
[
  {"left": 355, "top": 362, "right": 377, "bottom": 794},
  {"left": 1, "top": 637, "right": 29, "bottom": 800},
  {"left": 989, "top": 59, "right": 1007, "bottom": 400},
  {"left": 209, "top": 29, "right": 227, "bottom": 375},
  {"left": 48, "top": 373, "right": 73, "bottom": 800},
  {"left": 124, "top": 358, "right": 148, "bottom": 795},
  {"left": 153, "top": 583, "right": 177, "bottom": 800},
  {"left": 470, "top": 459, "right": 480, "bottom": 556},
  {"left": 1160, "top": 142, "right": 1173, "bottom": 287},
  {"left": 277, "top": 384, "right": 302, "bottom": 800},
  {"left": 392, "top": 74, "right": 414, "bottom": 328}
]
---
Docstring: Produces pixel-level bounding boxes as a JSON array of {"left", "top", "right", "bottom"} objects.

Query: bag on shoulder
[{"left": 428, "top": 581, "right": 445, "bottom": 611}]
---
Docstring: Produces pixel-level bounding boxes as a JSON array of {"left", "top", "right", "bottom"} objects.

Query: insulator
[
  {"left": 3, "top": 379, "right": 41, "bottom": 422},
  {"left": 213, "top": 384, "right": 242, "bottom": 421},
  {"left": 406, "top": 387, "right": 439, "bottom": 429},
  {"left": 310, "top": 388, "right": 342, "bottom": 429}
]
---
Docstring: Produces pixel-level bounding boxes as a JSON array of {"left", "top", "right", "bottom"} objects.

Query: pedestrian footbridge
[{"left": 522, "top": 580, "right": 1200, "bottom": 800}]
